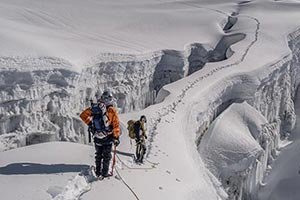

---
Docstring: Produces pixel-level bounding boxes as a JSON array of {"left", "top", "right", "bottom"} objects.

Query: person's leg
[
  {"left": 136, "top": 141, "right": 141, "bottom": 162},
  {"left": 140, "top": 142, "right": 147, "bottom": 163},
  {"left": 95, "top": 145, "right": 103, "bottom": 177},
  {"left": 101, "top": 144, "right": 112, "bottom": 176}
]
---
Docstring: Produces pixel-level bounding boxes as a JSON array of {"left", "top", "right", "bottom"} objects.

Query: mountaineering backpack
[
  {"left": 91, "top": 105, "right": 105, "bottom": 133},
  {"left": 127, "top": 120, "right": 136, "bottom": 139},
  {"left": 90, "top": 103, "right": 111, "bottom": 139}
]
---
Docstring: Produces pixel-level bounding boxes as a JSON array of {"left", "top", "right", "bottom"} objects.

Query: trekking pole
[
  {"left": 88, "top": 129, "right": 91, "bottom": 143},
  {"left": 110, "top": 144, "right": 117, "bottom": 176}
]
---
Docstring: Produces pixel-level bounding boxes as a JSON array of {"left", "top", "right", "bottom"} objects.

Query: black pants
[{"left": 94, "top": 144, "right": 112, "bottom": 176}]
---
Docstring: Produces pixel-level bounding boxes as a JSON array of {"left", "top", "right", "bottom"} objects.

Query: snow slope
[{"left": 1, "top": 0, "right": 300, "bottom": 200}]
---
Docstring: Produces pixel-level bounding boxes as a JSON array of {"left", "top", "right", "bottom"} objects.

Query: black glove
[{"left": 113, "top": 137, "right": 120, "bottom": 146}]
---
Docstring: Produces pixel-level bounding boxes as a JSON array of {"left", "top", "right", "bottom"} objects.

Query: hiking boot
[
  {"left": 135, "top": 158, "right": 143, "bottom": 164},
  {"left": 91, "top": 166, "right": 101, "bottom": 178},
  {"left": 97, "top": 173, "right": 111, "bottom": 180},
  {"left": 102, "top": 173, "right": 112, "bottom": 178}
]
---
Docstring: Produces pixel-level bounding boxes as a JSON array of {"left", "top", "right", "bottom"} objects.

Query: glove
[{"left": 113, "top": 137, "right": 120, "bottom": 146}]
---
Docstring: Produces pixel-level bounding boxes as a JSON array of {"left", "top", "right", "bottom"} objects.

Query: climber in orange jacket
[{"left": 80, "top": 90, "right": 120, "bottom": 178}]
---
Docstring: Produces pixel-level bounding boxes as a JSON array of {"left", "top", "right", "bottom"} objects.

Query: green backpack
[{"left": 127, "top": 120, "right": 136, "bottom": 139}]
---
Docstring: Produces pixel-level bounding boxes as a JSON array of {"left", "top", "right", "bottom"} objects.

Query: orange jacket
[{"left": 80, "top": 106, "right": 120, "bottom": 138}]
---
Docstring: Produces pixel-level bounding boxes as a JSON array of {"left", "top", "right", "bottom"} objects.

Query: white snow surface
[
  {"left": 0, "top": 0, "right": 225, "bottom": 71},
  {"left": 1, "top": 0, "right": 300, "bottom": 200},
  {"left": 0, "top": 142, "right": 93, "bottom": 200}
]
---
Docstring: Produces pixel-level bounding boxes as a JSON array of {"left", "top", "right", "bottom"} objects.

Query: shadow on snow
[{"left": 0, "top": 163, "right": 89, "bottom": 175}]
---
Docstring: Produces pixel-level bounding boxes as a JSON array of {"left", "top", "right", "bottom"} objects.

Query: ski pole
[{"left": 110, "top": 144, "right": 117, "bottom": 176}]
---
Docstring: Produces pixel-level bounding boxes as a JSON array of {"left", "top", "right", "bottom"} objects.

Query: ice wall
[{"left": 78, "top": 43, "right": 211, "bottom": 112}]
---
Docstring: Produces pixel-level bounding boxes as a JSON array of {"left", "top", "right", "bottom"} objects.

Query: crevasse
[{"left": 0, "top": 42, "right": 210, "bottom": 150}]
